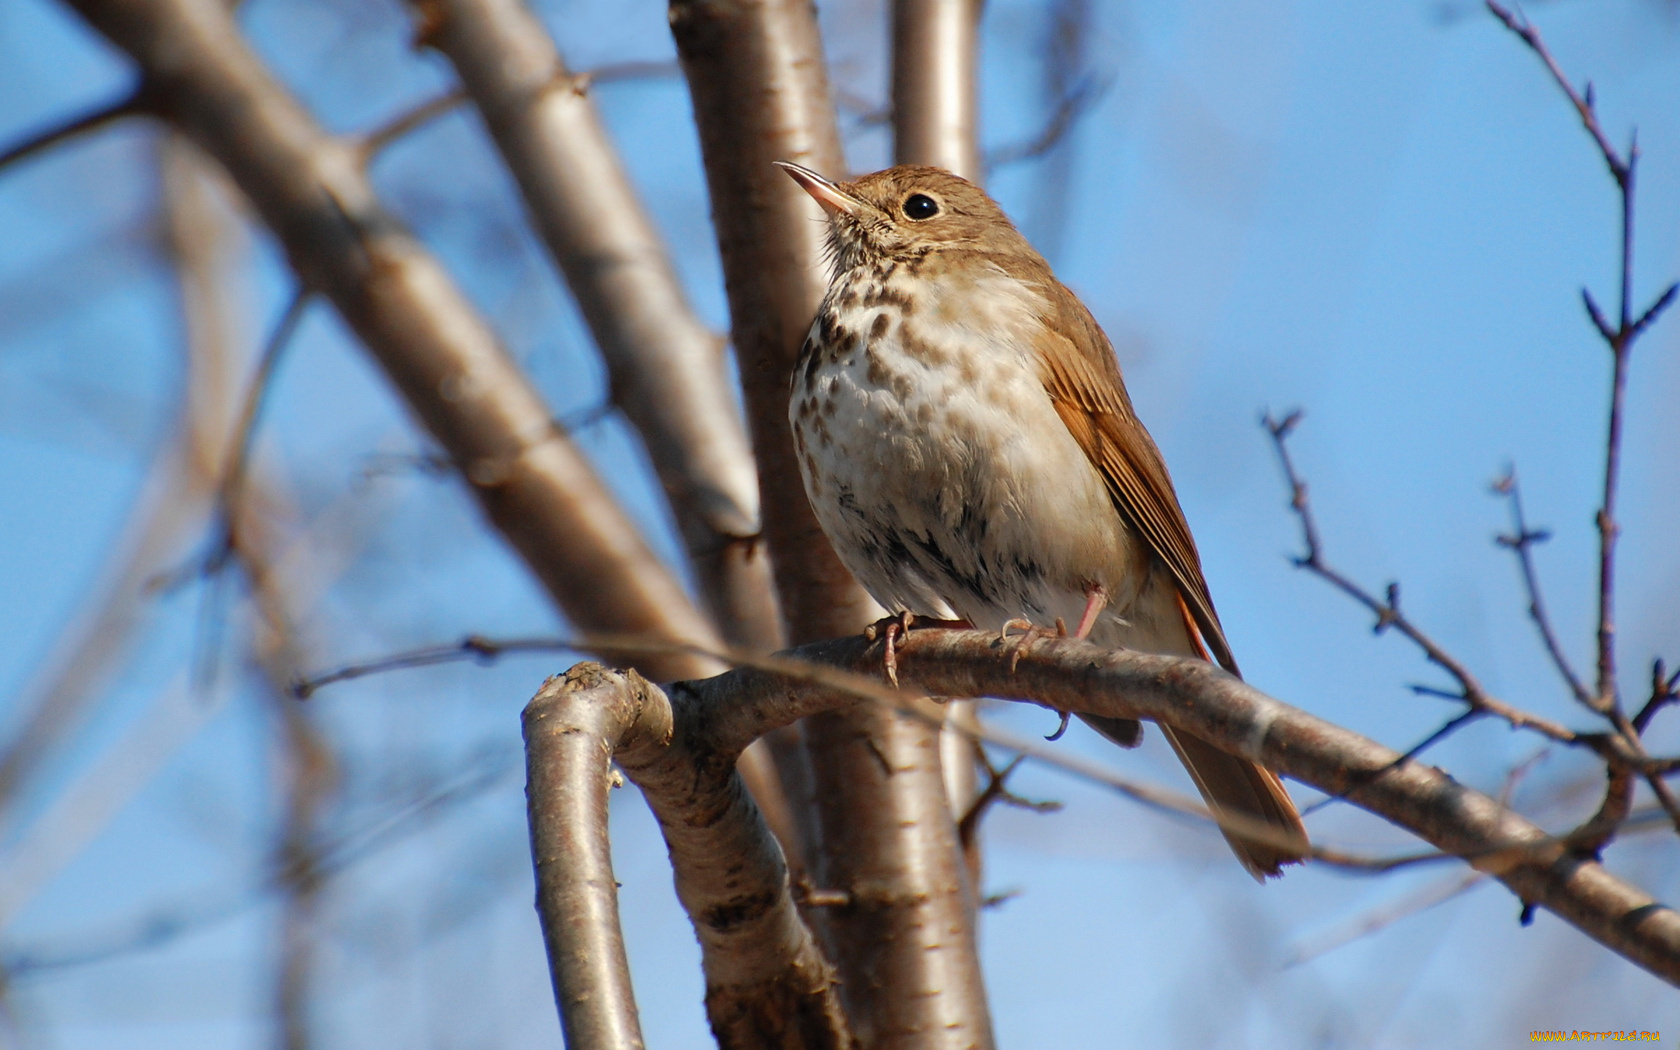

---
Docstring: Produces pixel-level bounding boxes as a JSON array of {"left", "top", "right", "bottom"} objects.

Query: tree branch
[
  {"left": 659, "top": 628, "right": 1680, "bottom": 985},
  {"left": 1489, "top": 1, "right": 1679, "bottom": 720},
  {"left": 890, "top": 0, "right": 992, "bottom": 929},
  {"left": 1492, "top": 469, "right": 1591, "bottom": 705},
  {"left": 415, "top": 0, "right": 806, "bottom": 874},
  {"left": 1264, "top": 412, "right": 1580, "bottom": 747},
  {"left": 0, "top": 87, "right": 152, "bottom": 176},
  {"left": 62, "top": 0, "right": 728, "bottom": 686},
  {"left": 419, "top": 0, "right": 782, "bottom": 651},
  {"left": 671, "top": 3, "right": 993, "bottom": 1044},
  {"left": 526, "top": 665, "right": 849, "bottom": 1050},
  {"left": 523, "top": 667, "right": 651, "bottom": 1050},
  {"left": 892, "top": 0, "right": 982, "bottom": 180}
]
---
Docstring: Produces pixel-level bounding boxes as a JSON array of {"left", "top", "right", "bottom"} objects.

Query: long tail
[
  {"left": 1166, "top": 595, "right": 1308, "bottom": 880},
  {"left": 1160, "top": 724, "right": 1306, "bottom": 879}
]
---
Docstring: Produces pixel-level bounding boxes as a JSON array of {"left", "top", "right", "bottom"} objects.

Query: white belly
[{"left": 790, "top": 270, "right": 1146, "bottom": 631}]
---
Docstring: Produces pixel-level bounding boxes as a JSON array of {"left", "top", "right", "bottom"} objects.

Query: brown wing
[{"left": 1033, "top": 280, "right": 1240, "bottom": 677}]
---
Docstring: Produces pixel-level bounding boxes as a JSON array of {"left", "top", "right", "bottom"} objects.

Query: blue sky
[{"left": 1, "top": 0, "right": 1677, "bottom": 1045}]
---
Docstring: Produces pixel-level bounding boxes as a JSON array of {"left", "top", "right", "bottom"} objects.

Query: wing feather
[{"left": 1033, "top": 281, "right": 1239, "bottom": 676}]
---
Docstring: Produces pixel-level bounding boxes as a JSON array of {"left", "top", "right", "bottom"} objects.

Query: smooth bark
[
  {"left": 64, "top": 0, "right": 724, "bottom": 684},
  {"left": 527, "top": 665, "right": 850, "bottom": 1049},
  {"left": 671, "top": 2, "right": 994, "bottom": 1045},
  {"left": 418, "top": 0, "right": 805, "bottom": 864},
  {"left": 658, "top": 627, "right": 1680, "bottom": 987},
  {"left": 421, "top": 0, "right": 782, "bottom": 652},
  {"left": 524, "top": 668, "right": 648, "bottom": 1050}
]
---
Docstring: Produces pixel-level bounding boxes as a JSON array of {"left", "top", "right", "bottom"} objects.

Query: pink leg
[{"left": 1073, "top": 582, "right": 1109, "bottom": 640}]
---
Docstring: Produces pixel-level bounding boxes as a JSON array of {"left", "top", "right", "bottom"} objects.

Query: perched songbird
[{"left": 777, "top": 161, "right": 1308, "bottom": 878}]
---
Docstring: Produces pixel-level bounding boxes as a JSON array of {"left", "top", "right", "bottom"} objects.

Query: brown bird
[{"left": 777, "top": 161, "right": 1308, "bottom": 879}]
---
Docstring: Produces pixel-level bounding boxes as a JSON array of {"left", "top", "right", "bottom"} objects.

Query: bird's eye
[{"left": 902, "top": 194, "right": 940, "bottom": 220}]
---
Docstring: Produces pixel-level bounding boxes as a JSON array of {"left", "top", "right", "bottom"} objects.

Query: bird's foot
[
  {"left": 1073, "top": 582, "right": 1109, "bottom": 640},
  {"left": 864, "top": 611, "right": 916, "bottom": 687},
  {"left": 1044, "top": 710, "right": 1072, "bottom": 741},
  {"left": 999, "top": 618, "right": 1057, "bottom": 672},
  {"left": 866, "top": 613, "right": 975, "bottom": 686},
  {"left": 997, "top": 617, "right": 1035, "bottom": 644}
]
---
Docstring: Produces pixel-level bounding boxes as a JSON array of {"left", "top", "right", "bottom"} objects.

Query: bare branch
[
  {"left": 812, "top": 630, "right": 1680, "bottom": 983},
  {"left": 1633, "top": 661, "right": 1680, "bottom": 735},
  {"left": 1264, "top": 413, "right": 1579, "bottom": 747},
  {"left": 204, "top": 287, "right": 311, "bottom": 579},
  {"left": 63, "top": 0, "right": 729, "bottom": 685},
  {"left": 420, "top": 0, "right": 782, "bottom": 650},
  {"left": 527, "top": 665, "right": 849, "bottom": 1049},
  {"left": 1485, "top": 2, "right": 1628, "bottom": 184},
  {"left": 523, "top": 668, "right": 651, "bottom": 1050},
  {"left": 984, "top": 72, "right": 1106, "bottom": 170},
  {"left": 668, "top": 0, "right": 875, "bottom": 645},
  {"left": 672, "top": 3, "right": 992, "bottom": 1044},
  {"left": 892, "top": 0, "right": 982, "bottom": 180},
  {"left": 1492, "top": 468, "right": 1591, "bottom": 705},
  {"left": 514, "top": 628, "right": 1680, "bottom": 983},
  {"left": 0, "top": 87, "right": 151, "bottom": 176},
  {"left": 415, "top": 0, "right": 805, "bottom": 872},
  {"left": 1490, "top": 2, "right": 1678, "bottom": 722},
  {"left": 891, "top": 0, "right": 989, "bottom": 913},
  {"left": 355, "top": 87, "right": 466, "bottom": 159}
]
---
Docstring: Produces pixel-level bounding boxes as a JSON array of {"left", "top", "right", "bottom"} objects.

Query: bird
[{"left": 776, "top": 160, "right": 1309, "bottom": 879}]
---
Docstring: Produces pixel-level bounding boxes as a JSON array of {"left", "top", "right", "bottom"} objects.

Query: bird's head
[{"left": 775, "top": 162, "right": 1029, "bottom": 278}]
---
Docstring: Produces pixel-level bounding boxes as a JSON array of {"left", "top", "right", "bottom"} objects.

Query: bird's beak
[{"left": 775, "top": 160, "right": 859, "bottom": 217}]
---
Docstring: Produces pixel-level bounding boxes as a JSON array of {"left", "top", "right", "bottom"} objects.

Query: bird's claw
[
  {"left": 999, "top": 619, "right": 1055, "bottom": 672},
  {"left": 1045, "top": 710, "right": 1072, "bottom": 741},
  {"left": 866, "top": 611, "right": 915, "bottom": 687},
  {"left": 997, "top": 617, "right": 1035, "bottom": 644}
]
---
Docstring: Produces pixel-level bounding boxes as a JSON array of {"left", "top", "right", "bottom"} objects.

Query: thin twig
[
  {"left": 1265, "top": 412, "right": 1680, "bottom": 857},
  {"left": 1264, "top": 411, "right": 1577, "bottom": 747},
  {"left": 1485, "top": 3, "right": 1628, "bottom": 185},
  {"left": 354, "top": 60, "right": 683, "bottom": 163},
  {"left": 188, "top": 288, "right": 311, "bottom": 692},
  {"left": 1489, "top": 1, "right": 1680, "bottom": 722},
  {"left": 1492, "top": 469, "right": 1591, "bottom": 705},
  {"left": 1301, "top": 707, "right": 1485, "bottom": 817},
  {"left": 356, "top": 88, "right": 466, "bottom": 159},
  {"left": 207, "top": 288, "right": 311, "bottom": 575},
  {"left": 0, "top": 88, "right": 151, "bottom": 176},
  {"left": 1632, "top": 661, "right": 1680, "bottom": 735},
  {"left": 955, "top": 752, "right": 1061, "bottom": 851}
]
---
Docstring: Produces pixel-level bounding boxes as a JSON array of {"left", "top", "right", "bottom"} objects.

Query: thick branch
[
  {"left": 891, "top": 0, "right": 982, "bottom": 180},
  {"left": 526, "top": 665, "right": 849, "bottom": 1050},
  {"left": 64, "top": 0, "right": 723, "bottom": 684},
  {"left": 668, "top": 0, "right": 876, "bottom": 645},
  {"left": 416, "top": 0, "right": 804, "bottom": 869},
  {"left": 523, "top": 667, "right": 648, "bottom": 1050},
  {"left": 667, "top": 628, "right": 1680, "bottom": 986},
  {"left": 420, "top": 0, "right": 782, "bottom": 651},
  {"left": 671, "top": 4, "right": 993, "bottom": 1045}
]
